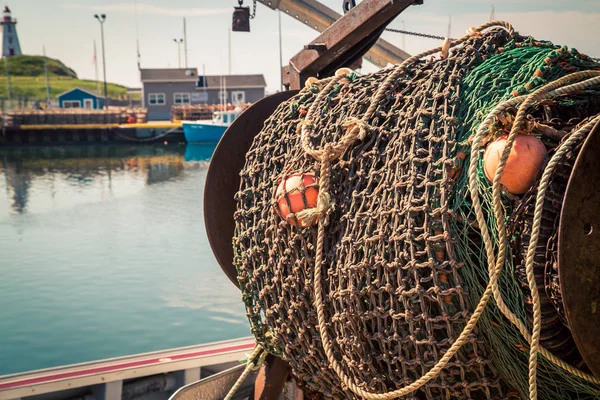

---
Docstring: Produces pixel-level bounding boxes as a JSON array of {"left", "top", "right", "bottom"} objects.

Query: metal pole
[
  {"left": 183, "top": 18, "right": 188, "bottom": 68},
  {"left": 174, "top": 39, "right": 182, "bottom": 69},
  {"left": 278, "top": 10, "right": 283, "bottom": 91},
  {"left": 95, "top": 14, "right": 109, "bottom": 109},
  {"left": 43, "top": 45, "right": 51, "bottom": 108},
  {"left": 4, "top": 56, "right": 12, "bottom": 103},
  {"left": 401, "top": 20, "right": 405, "bottom": 51}
]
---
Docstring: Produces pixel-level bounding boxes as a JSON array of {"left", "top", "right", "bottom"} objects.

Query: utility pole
[
  {"left": 173, "top": 38, "right": 183, "bottom": 69},
  {"left": 43, "top": 46, "right": 51, "bottom": 107},
  {"left": 94, "top": 14, "right": 108, "bottom": 109},
  {"left": 183, "top": 18, "right": 188, "bottom": 68}
]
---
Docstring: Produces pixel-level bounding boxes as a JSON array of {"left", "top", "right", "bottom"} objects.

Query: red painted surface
[{"left": 0, "top": 342, "right": 255, "bottom": 391}]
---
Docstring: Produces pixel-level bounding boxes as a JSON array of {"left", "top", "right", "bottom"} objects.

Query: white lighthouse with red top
[{"left": 1, "top": 6, "right": 22, "bottom": 57}]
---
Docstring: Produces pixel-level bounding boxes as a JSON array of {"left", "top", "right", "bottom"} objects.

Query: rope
[
  {"left": 300, "top": 20, "right": 518, "bottom": 400},
  {"left": 468, "top": 71, "right": 600, "bottom": 400},
  {"left": 223, "top": 344, "right": 267, "bottom": 400},
  {"left": 113, "top": 127, "right": 175, "bottom": 142}
]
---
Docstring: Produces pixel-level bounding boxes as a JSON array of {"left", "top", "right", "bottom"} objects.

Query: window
[
  {"left": 191, "top": 92, "right": 208, "bottom": 103},
  {"left": 148, "top": 93, "right": 165, "bottom": 105},
  {"left": 63, "top": 100, "right": 81, "bottom": 108},
  {"left": 174, "top": 93, "right": 190, "bottom": 105},
  {"left": 83, "top": 99, "right": 94, "bottom": 109},
  {"left": 223, "top": 114, "right": 228, "bottom": 124},
  {"left": 7, "top": 25, "right": 11, "bottom": 33},
  {"left": 232, "top": 91, "right": 245, "bottom": 105},
  {"left": 8, "top": 36, "right": 12, "bottom": 44}
]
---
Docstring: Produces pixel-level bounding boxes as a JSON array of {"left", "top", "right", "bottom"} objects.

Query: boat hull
[{"left": 182, "top": 122, "right": 227, "bottom": 143}]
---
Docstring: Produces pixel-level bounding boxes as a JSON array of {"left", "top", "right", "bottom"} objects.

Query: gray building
[{"left": 140, "top": 68, "right": 267, "bottom": 121}]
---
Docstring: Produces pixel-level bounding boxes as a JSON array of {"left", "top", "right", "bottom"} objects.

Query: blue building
[{"left": 57, "top": 88, "right": 105, "bottom": 109}]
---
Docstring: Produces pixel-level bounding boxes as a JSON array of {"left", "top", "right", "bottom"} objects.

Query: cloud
[{"left": 62, "top": 2, "right": 231, "bottom": 17}]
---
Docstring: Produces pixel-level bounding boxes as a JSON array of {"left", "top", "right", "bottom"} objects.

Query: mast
[
  {"left": 43, "top": 45, "right": 51, "bottom": 107},
  {"left": 228, "top": 27, "right": 232, "bottom": 75},
  {"left": 490, "top": 5, "right": 495, "bottom": 21},
  {"left": 135, "top": 0, "right": 141, "bottom": 68}
]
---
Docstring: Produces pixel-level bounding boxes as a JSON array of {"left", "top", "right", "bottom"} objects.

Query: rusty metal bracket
[{"left": 284, "top": 0, "right": 416, "bottom": 89}]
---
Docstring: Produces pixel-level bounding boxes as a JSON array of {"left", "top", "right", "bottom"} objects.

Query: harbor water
[{"left": 0, "top": 144, "right": 249, "bottom": 376}]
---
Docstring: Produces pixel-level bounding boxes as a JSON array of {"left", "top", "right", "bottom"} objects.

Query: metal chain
[
  {"left": 385, "top": 27, "right": 454, "bottom": 41},
  {"left": 238, "top": 0, "right": 257, "bottom": 19}
]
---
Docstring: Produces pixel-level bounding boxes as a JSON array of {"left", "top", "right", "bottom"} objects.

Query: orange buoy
[
  {"left": 305, "top": 76, "right": 318, "bottom": 88},
  {"left": 335, "top": 67, "right": 353, "bottom": 76},
  {"left": 483, "top": 135, "right": 547, "bottom": 194},
  {"left": 275, "top": 173, "right": 319, "bottom": 227}
]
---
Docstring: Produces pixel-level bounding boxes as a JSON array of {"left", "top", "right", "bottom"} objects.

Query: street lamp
[
  {"left": 173, "top": 38, "right": 183, "bottom": 69},
  {"left": 94, "top": 13, "right": 108, "bottom": 109}
]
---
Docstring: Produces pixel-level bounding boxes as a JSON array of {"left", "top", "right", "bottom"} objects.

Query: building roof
[
  {"left": 140, "top": 68, "right": 199, "bottom": 82},
  {"left": 57, "top": 87, "right": 105, "bottom": 99},
  {"left": 203, "top": 74, "right": 267, "bottom": 89}
]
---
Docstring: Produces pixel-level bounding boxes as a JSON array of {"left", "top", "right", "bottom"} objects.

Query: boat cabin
[{"left": 213, "top": 110, "right": 240, "bottom": 125}]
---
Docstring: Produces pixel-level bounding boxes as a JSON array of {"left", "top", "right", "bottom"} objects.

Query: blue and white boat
[{"left": 182, "top": 109, "right": 242, "bottom": 143}]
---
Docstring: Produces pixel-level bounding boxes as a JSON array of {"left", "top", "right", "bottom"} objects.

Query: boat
[
  {"left": 0, "top": 337, "right": 257, "bottom": 400},
  {"left": 181, "top": 109, "right": 242, "bottom": 143}
]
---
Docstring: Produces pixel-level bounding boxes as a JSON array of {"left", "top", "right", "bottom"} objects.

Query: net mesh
[{"left": 233, "top": 24, "right": 600, "bottom": 399}]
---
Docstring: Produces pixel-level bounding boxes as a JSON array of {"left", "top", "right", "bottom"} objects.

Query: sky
[{"left": 9, "top": 0, "right": 600, "bottom": 93}]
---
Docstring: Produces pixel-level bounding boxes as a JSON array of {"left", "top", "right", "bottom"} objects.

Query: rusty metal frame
[
  {"left": 282, "top": 0, "right": 416, "bottom": 89},
  {"left": 258, "top": 0, "right": 412, "bottom": 70}
]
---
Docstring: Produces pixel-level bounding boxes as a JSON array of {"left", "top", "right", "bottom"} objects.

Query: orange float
[
  {"left": 275, "top": 173, "right": 319, "bottom": 227},
  {"left": 483, "top": 135, "right": 547, "bottom": 195}
]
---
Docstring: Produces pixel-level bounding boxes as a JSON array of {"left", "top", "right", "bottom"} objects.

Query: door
[{"left": 83, "top": 99, "right": 94, "bottom": 109}]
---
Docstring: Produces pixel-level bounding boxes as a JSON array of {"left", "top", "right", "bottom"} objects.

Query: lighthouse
[{"left": 1, "top": 6, "right": 22, "bottom": 57}]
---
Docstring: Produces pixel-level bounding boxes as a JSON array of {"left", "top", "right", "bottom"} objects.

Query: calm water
[{"left": 0, "top": 144, "right": 249, "bottom": 376}]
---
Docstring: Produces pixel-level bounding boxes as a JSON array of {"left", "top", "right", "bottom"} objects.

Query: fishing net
[{"left": 233, "top": 21, "right": 600, "bottom": 399}]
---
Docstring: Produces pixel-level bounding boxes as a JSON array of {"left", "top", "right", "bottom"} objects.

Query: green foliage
[
  {"left": 0, "top": 55, "right": 78, "bottom": 78},
  {"left": 0, "top": 55, "right": 143, "bottom": 102}
]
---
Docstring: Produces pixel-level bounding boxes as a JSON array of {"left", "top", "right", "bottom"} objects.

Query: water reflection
[
  {"left": 0, "top": 143, "right": 249, "bottom": 375},
  {"left": 0, "top": 144, "right": 214, "bottom": 214}
]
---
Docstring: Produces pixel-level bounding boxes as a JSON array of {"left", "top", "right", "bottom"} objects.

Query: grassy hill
[
  {"left": 0, "top": 55, "right": 136, "bottom": 101},
  {"left": 0, "top": 55, "right": 78, "bottom": 78}
]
